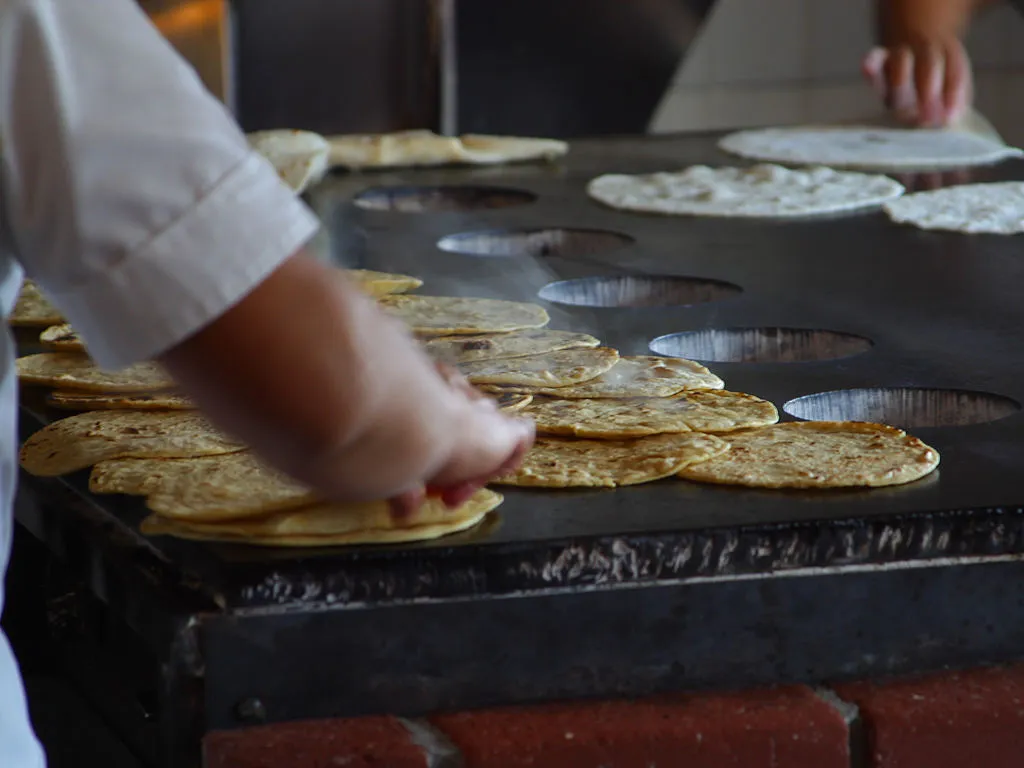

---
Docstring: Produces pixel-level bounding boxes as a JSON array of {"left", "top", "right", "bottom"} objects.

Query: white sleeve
[{"left": 0, "top": 0, "right": 320, "bottom": 369}]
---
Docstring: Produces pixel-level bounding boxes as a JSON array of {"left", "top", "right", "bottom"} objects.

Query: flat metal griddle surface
[
  {"left": 311, "top": 133, "right": 1024, "bottom": 531},
  {"left": 17, "top": 131, "right": 1024, "bottom": 609}
]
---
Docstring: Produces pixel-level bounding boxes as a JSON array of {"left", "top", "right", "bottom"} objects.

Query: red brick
[
  {"left": 431, "top": 686, "right": 848, "bottom": 768},
  {"left": 836, "top": 665, "right": 1024, "bottom": 768},
  {"left": 202, "top": 716, "right": 427, "bottom": 768}
]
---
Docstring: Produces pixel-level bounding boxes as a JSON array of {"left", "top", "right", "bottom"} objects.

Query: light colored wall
[{"left": 650, "top": 0, "right": 1024, "bottom": 145}]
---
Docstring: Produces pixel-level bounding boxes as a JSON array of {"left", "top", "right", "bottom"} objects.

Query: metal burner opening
[
  {"left": 649, "top": 327, "right": 872, "bottom": 363},
  {"left": 539, "top": 275, "right": 740, "bottom": 308},
  {"left": 353, "top": 186, "right": 536, "bottom": 213},
  {"left": 785, "top": 387, "right": 1020, "bottom": 428},
  {"left": 437, "top": 228, "right": 632, "bottom": 258}
]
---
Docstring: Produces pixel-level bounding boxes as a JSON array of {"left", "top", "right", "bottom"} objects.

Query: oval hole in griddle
[
  {"left": 649, "top": 327, "right": 871, "bottom": 363},
  {"left": 438, "top": 228, "right": 633, "bottom": 258},
  {"left": 352, "top": 185, "right": 536, "bottom": 213},
  {"left": 539, "top": 275, "right": 740, "bottom": 308},
  {"left": 784, "top": 387, "right": 1020, "bottom": 428}
]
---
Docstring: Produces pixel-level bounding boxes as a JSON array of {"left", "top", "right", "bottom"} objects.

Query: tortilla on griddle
[
  {"left": 19, "top": 411, "right": 244, "bottom": 477},
  {"left": 39, "top": 324, "right": 85, "bottom": 352},
  {"left": 484, "top": 356, "right": 723, "bottom": 398},
  {"left": 884, "top": 181, "right": 1024, "bottom": 235},
  {"left": 327, "top": 130, "right": 463, "bottom": 170},
  {"left": 10, "top": 281, "right": 63, "bottom": 327},
  {"left": 48, "top": 390, "right": 196, "bottom": 411},
  {"left": 526, "top": 390, "right": 778, "bottom": 438},
  {"left": 426, "top": 329, "right": 600, "bottom": 365},
  {"left": 492, "top": 392, "right": 533, "bottom": 412},
  {"left": 587, "top": 163, "right": 904, "bottom": 218},
  {"left": 346, "top": 269, "right": 423, "bottom": 298},
  {"left": 494, "top": 432, "right": 728, "bottom": 488},
  {"left": 458, "top": 347, "right": 618, "bottom": 388},
  {"left": 139, "top": 488, "right": 503, "bottom": 547},
  {"left": 718, "top": 125, "right": 1021, "bottom": 171},
  {"left": 379, "top": 295, "right": 549, "bottom": 335},
  {"left": 17, "top": 353, "right": 174, "bottom": 392},
  {"left": 90, "top": 451, "right": 315, "bottom": 520},
  {"left": 248, "top": 129, "right": 330, "bottom": 194},
  {"left": 326, "top": 130, "right": 567, "bottom": 170},
  {"left": 678, "top": 421, "right": 940, "bottom": 488},
  {"left": 458, "top": 134, "right": 568, "bottom": 164}
]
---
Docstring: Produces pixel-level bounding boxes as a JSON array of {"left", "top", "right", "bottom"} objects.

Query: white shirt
[{"left": 0, "top": 2, "right": 320, "bottom": 763}]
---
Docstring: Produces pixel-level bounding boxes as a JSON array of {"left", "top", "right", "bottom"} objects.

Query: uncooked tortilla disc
[
  {"left": 884, "top": 181, "right": 1024, "bottom": 234},
  {"left": 588, "top": 164, "right": 904, "bottom": 218},
  {"left": 718, "top": 126, "right": 1021, "bottom": 171}
]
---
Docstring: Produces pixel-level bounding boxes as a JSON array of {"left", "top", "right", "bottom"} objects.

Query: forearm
[
  {"left": 877, "top": 0, "right": 998, "bottom": 44},
  {"left": 159, "top": 254, "right": 460, "bottom": 502}
]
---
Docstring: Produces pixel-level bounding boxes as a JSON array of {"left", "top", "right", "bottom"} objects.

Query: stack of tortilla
[
  {"left": 411, "top": 307, "right": 938, "bottom": 491},
  {"left": 247, "top": 128, "right": 568, "bottom": 191},
  {"left": 16, "top": 277, "right": 940, "bottom": 549},
  {"left": 14, "top": 269, "right": 508, "bottom": 547}
]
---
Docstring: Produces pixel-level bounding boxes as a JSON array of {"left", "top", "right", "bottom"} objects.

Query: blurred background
[{"left": 140, "top": 0, "right": 1024, "bottom": 144}]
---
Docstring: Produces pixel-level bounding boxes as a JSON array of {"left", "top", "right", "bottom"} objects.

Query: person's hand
[
  {"left": 862, "top": 38, "right": 973, "bottom": 127},
  {"left": 160, "top": 255, "right": 535, "bottom": 519},
  {"left": 389, "top": 362, "right": 534, "bottom": 518}
]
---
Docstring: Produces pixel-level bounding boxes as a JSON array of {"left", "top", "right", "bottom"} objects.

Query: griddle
[{"left": 15, "top": 131, "right": 1024, "bottom": 768}]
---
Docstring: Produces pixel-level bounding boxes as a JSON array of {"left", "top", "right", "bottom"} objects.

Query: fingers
[
  {"left": 869, "top": 40, "right": 974, "bottom": 128},
  {"left": 389, "top": 485, "right": 426, "bottom": 520},
  {"left": 428, "top": 408, "right": 535, "bottom": 490},
  {"left": 884, "top": 45, "right": 918, "bottom": 122},
  {"left": 914, "top": 44, "right": 945, "bottom": 127},
  {"left": 942, "top": 40, "right": 972, "bottom": 125},
  {"left": 862, "top": 47, "right": 888, "bottom": 93}
]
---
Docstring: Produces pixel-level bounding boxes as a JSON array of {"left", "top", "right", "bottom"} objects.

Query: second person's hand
[{"left": 862, "top": 38, "right": 973, "bottom": 128}]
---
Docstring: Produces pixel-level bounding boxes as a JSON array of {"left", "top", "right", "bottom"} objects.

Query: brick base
[
  {"left": 202, "top": 716, "right": 428, "bottom": 768},
  {"left": 201, "top": 665, "right": 1024, "bottom": 768},
  {"left": 431, "top": 686, "right": 847, "bottom": 768},
  {"left": 836, "top": 666, "right": 1024, "bottom": 768}
]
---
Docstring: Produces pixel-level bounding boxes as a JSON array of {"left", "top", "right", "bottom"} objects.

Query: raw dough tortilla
[
  {"left": 346, "top": 269, "right": 423, "bottom": 298},
  {"left": 458, "top": 347, "right": 618, "bottom": 387},
  {"left": 139, "top": 489, "right": 502, "bottom": 547},
  {"left": 426, "top": 329, "right": 600, "bottom": 365},
  {"left": 10, "top": 281, "right": 63, "bottom": 327},
  {"left": 484, "top": 356, "right": 724, "bottom": 398},
  {"left": 17, "top": 353, "right": 174, "bottom": 392},
  {"left": 19, "top": 411, "right": 244, "bottom": 476},
  {"left": 90, "top": 452, "right": 313, "bottom": 520},
  {"left": 326, "top": 130, "right": 567, "bottom": 170},
  {"left": 678, "top": 421, "right": 939, "bottom": 488},
  {"left": 379, "top": 295, "right": 549, "bottom": 335},
  {"left": 883, "top": 181, "right": 1024, "bottom": 234},
  {"left": 48, "top": 391, "right": 196, "bottom": 411},
  {"left": 40, "top": 324, "right": 85, "bottom": 352},
  {"left": 248, "top": 129, "right": 329, "bottom": 194},
  {"left": 526, "top": 390, "right": 778, "bottom": 438},
  {"left": 718, "top": 125, "right": 1021, "bottom": 171},
  {"left": 458, "top": 134, "right": 568, "bottom": 164},
  {"left": 494, "top": 432, "right": 729, "bottom": 488},
  {"left": 588, "top": 164, "right": 904, "bottom": 218}
]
